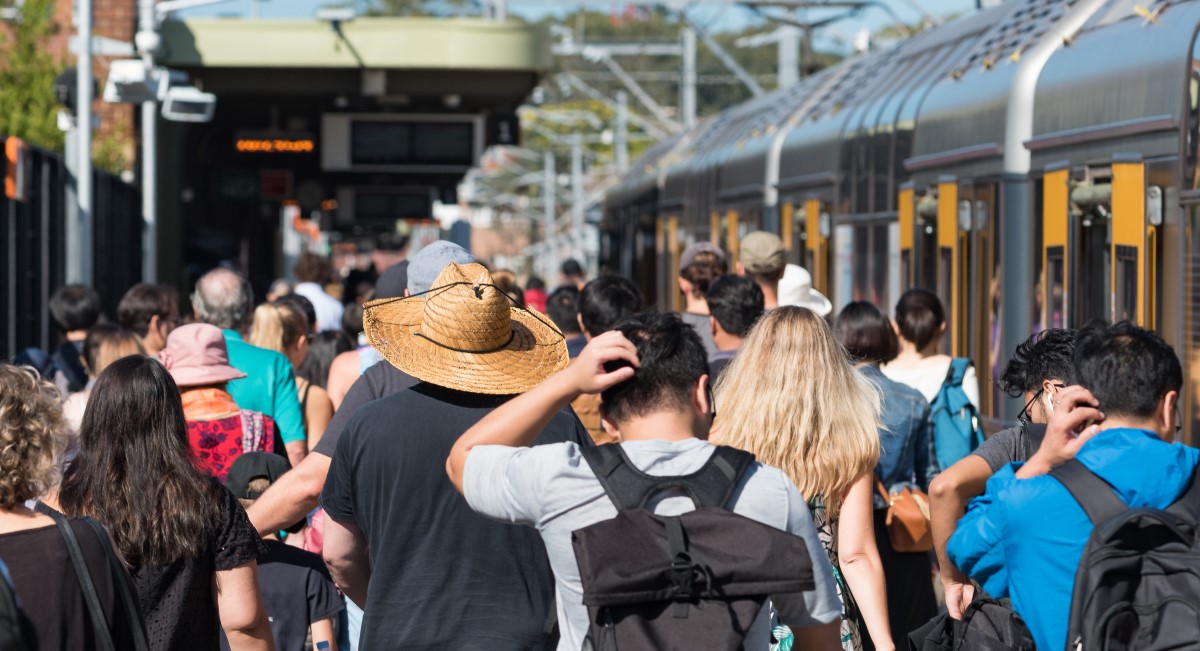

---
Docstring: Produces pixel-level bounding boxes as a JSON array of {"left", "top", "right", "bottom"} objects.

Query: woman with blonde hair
[
  {"left": 711, "top": 306, "right": 892, "bottom": 651},
  {"left": 249, "top": 301, "right": 329, "bottom": 455}
]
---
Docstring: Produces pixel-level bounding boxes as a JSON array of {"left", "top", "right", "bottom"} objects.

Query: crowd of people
[{"left": 0, "top": 231, "right": 1194, "bottom": 651}]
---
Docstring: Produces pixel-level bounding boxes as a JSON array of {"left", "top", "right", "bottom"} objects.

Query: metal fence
[{"left": 1, "top": 137, "right": 141, "bottom": 359}]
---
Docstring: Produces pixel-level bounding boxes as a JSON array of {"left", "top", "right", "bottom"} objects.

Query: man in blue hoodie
[{"left": 948, "top": 321, "right": 1198, "bottom": 651}]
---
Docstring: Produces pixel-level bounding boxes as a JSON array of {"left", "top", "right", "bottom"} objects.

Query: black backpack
[
  {"left": 1051, "top": 459, "right": 1200, "bottom": 651},
  {"left": 0, "top": 561, "right": 35, "bottom": 651},
  {"left": 908, "top": 596, "right": 1035, "bottom": 651},
  {"left": 571, "top": 444, "right": 816, "bottom": 651}
]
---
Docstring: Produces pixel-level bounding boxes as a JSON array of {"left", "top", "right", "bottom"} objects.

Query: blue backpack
[{"left": 929, "top": 358, "right": 983, "bottom": 472}]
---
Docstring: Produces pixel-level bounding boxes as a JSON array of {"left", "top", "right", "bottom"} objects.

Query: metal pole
[
  {"left": 76, "top": 0, "right": 93, "bottom": 284},
  {"left": 64, "top": 121, "right": 80, "bottom": 283},
  {"left": 542, "top": 150, "right": 557, "bottom": 282},
  {"left": 615, "top": 90, "right": 629, "bottom": 174},
  {"left": 570, "top": 134, "right": 585, "bottom": 265},
  {"left": 680, "top": 23, "right": 697, "bottom": 129},
  {"left": 139, "top": 0, "right": 157, "bottom": 282},
  {"left": 777, "top": 24, "right": 800, "bottom": 89}
]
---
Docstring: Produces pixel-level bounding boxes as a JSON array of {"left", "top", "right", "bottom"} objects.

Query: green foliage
[{"left": 0, "top": 0, "right": 65, "bottom": 151}]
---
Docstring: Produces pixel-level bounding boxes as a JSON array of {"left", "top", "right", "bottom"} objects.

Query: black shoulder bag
[{"left": 49, "top": 511, "right": 150, "bottom": 651}]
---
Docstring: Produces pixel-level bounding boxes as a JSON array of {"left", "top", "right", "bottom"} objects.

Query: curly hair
[
  {"left": 998, "top": 328, "right": 1078, "bottom": 398},
  {"left": 0, "top": 364, "right": 65, "bottom": 509}
]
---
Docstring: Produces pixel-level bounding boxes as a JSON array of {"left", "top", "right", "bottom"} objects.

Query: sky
[{"left": 177, "top": 0, "right": 978, "bottom": 53}]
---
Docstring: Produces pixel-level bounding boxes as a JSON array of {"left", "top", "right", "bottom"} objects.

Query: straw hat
[{"left": 363, "top": 262, "right": 568, "bottom": 395}]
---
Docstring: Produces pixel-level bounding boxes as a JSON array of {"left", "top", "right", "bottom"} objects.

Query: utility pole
[
  {"left": 615, "top": 90, "right": 629, "bottom": 174},
  {"left": 74, "top": 0, "right": 93, "bottom": 284},
  {"left": 570, "top": 134, "right": 585, "bottom": 267},
  {"left": 137, "top": 0, "right": 157, "bottom": 282},
  {"left": 542, "top": 150, "right": 558, "bottom": 281},
  {"left": 680, "top": 23, "right": 697, "bottom": 129}
]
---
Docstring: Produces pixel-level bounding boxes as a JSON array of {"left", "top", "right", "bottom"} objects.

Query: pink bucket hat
[{"left": 159, "top": 323, "right": 246, "bottom": 387}]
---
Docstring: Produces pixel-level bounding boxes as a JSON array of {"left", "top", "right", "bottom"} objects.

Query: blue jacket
[
  {"left": 860, "top": 365, "right": 931, "bottom": 492},
  {"left": 947, "top": 428, "right": 1200, "bottom": 651},
  {"left": 222, "top": 330, "right": 305, "bottom": 445}
]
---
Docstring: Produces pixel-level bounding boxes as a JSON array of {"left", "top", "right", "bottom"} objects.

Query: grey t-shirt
[
  {"left": 464, "top": 438, "right": 842, "bottom": 651},
  {"left": 680, "top": 311, "right": 719, "bottom": 359},
  {"left": 971, "top": 424, "right": 1044, "bottom": 472}
]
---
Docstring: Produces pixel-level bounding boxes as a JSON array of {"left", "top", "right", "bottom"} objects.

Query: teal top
[{"left": 222, "top": 330, "right": 305, "bottom": 445}]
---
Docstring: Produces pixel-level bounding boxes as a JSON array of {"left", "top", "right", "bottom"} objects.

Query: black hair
[
  {"left": 999, "top": 328, "right": 1078, "bottom": 398},
  {"left": 117, "top": 283, "right": 179, "bottom": 337},
  {"left": 526, "top": 276, "right": 546, "bottom": 291},
  {"left": 293, "top": 252, "right": 334, "bottom": 285},
  {"left": 49, "top": 284, "right": 102, "bottom": 333},
  {"left": 375, "top": 232, "right": 409, "bottom": 253},
  {"left": 894, "top": 288, "right": 945, "bottom": 350},
  {"left": 297, "top": 331, "right": 354, "bottom": 390},
  {"left": 579, "top": 275, "right": 644, "bottom": 336},
  {"left": 561, "top": 258, "right": 584, "bottom": 278},
  {"left": 546, "top": 286, "right": 582, "bottom": 335},
  {"left": 835, "top": 301, "right": 899, "bottom": 365},
  {"left": 342, "top": 302, "right": 364, "bottom": 337},
  {"left": 601, "top": 312, "right": 709, "bottom": 425},
  {"left": 275, "top": 294, "right": 317, "bottom": 334},
  {"left": 1073, "top": 321, "right": 1182, "bottom": 419},
  {"left": 59, "top": 356, "right": 220, "bottom": 568},
  {"left": 707, "top": 275, "right": 763, "bottom": 338}
]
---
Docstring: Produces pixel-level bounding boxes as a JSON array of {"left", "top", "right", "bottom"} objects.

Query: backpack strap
[
  {"left": 49, "top": 512, "right": 116, "bottom": 651},
  {"left": 580, "top": 444, "right": 755, "bottom": 511},
  {"left": 1166, "top": 462, "right": 1200, "bottom": 521},
  {"left": 942, "top": 358, "right": 971, "bottom": 387},
  {"left": 83, "top": 519, "right": 150, "bottom": 651},
  {"left": 1048, "top": 459, "right": 1127, "bottom": 524}
]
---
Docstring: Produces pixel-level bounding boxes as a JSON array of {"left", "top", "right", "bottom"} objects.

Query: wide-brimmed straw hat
[{"left": 363, "top": 262, "right": 568, "bottom": 395}]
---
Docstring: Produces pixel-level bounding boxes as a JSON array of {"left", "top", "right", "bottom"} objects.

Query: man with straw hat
[{"left": 320, "top": 261, "right": 589, "bottom": 649}]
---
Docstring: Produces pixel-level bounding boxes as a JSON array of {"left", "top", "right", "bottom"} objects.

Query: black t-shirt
[
  {"left": 312, "top": 361, "right": 419, "bottom": 457},
  {"left": 132, "top": 481, "right": 267, "bottom": 651},
  {"left": 0, "top": 518, "right": 139, "bottom": 650},
  {"left": 220, "top": 540, "right": 342, "bottom": 651},
  {"left": 321, "top": 382, "right": 590, "bottom": 649}
]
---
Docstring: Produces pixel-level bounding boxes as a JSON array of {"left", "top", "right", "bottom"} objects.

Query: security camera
[
  {"left": 161, "top": 86, "right": 216, "bottom": 123},
  {"left": 155, "top": 67, "right": 190, "bottom": 102},
  {"left": 103, "top": 59, "right": 158, "bottom": 104}
]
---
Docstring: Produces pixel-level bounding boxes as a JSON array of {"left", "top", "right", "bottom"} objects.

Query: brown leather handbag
[{"left": 876, "top": 480, "right": 933, "bottom": 553}]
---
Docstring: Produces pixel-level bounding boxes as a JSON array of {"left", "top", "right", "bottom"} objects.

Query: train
[{"left": 600, "top": 0, "right": 1200, "bottom": 440}]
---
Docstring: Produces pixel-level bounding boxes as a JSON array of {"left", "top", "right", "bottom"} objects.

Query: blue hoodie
[{"left": 948, "top": 427, "right": 1199, "bottom": 651}]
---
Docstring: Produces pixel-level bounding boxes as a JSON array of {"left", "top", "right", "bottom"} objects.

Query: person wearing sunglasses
[{"left": 928, "top": 328, "right": 1077, "bottom": 620}]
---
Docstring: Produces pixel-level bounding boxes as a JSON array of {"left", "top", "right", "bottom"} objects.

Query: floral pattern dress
[
  {"left": 182, "top": 387, "right": 275, "bottom": 483},
  {"left": 809, "top": 496, "right": 865, "bottom": 651}
]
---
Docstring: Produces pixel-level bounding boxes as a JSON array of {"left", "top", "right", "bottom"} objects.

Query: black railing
[{"left": 1, "top": 137, "right": 141, "bottom": 359}]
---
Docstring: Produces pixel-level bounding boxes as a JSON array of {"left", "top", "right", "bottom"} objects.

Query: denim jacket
[{"left": 860, "top": 365, "right": 932, "bottom": 504}]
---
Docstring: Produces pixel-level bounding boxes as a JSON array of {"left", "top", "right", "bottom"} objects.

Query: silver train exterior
[{"left": 601, "top": 0, "right": 1200, "bottom": 435}]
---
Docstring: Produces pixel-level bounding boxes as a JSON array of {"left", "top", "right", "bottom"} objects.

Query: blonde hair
[
  {"left": 710, "top": 306, "right": 881, "bottom": 517},
  {"left": 248, "top": 302, "right": 308, "bottom": 355},
  {"left": 83, "top": 325, "right": 145, "bottom": 377},
  {"left": 0, "top": 365, "right": 65, "bottom": 508}
]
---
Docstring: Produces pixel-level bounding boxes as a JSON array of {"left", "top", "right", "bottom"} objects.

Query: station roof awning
[{"left": 160, "top": 17, "right": 551, "bottom": 71}]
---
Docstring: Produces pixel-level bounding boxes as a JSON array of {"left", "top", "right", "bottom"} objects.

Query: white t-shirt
[
  {"left": 881, "top": 357, "right": 980, "bottom": 408},
  {"left": 463, "top": 438, "right": 842, "bottom": 651}
]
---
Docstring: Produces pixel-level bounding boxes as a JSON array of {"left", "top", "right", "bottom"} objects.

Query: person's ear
[
  {"left": 693, "top": 374, "right": 712, "bottom": 417},
  {"left": 710, "top": 315, "right": 719, "bottom": 338},
  {"left": 938, "top": 322, "right": 947, "bottom": 336},
  {"left": 678, "top": 276, "right": 690, "bottom": 296},
  {"left": 891, "top": 320, "right": 901, "bottom": 337},
  {"left": 192, "top": 305, "right": 200, "bottom": 320},
  {"left": 577, "top": 314, "right": 591, "bottom": 339},
  {"left": 735, "top": 262, "right": 746, "bottom": 277},
  {"left": 404, "top": 289, "right": 412, "bottom": 297},
  {"left": 1163, "top": 390, "right": 1180, "bottom": 441},
  {"left": 599, "top": 408, "right": 621, "bottom": 442},
  {"left": 148, "top": 314, "right": 162, "bottom": 337}
]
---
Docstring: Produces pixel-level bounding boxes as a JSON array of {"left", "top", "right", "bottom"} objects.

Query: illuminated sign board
[{"left": 234, "top": 131, "right": 315, "bottom": 154}]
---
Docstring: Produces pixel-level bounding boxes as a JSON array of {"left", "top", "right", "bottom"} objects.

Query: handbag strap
[
  {"left": 49, "top": 512, "right": 116, "bottom": 651},
  {"left": 83, "top": 519, "right": 150, "bottom": 651}
]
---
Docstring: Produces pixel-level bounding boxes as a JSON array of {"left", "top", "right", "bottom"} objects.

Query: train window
[
  {"left": 1113, "top": 244, "right": 1138, "bottom": 321},
  {"left": 1046, "top": 245, "right": 1066, "bottom": 329},
  {"left": 889, "top": 222, "right": 901, "bottom": 312},
  {"left": 871, "top": 223, "right": 889, "bottom": 306}
]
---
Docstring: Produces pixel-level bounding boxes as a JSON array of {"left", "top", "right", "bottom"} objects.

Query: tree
[{"left": 0, "top": 0, "right": 65, "bottom": 151}]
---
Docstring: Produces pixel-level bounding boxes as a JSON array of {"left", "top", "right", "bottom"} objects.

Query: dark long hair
[
  {"left": 59, "top": 356, "right": 219, "bottom": 568},
  {"left": 297, "top": 330, "right": 354, "bottom": 389}
]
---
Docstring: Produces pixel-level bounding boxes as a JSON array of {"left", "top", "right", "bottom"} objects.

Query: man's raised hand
[{"left": 567, "top": 331, "right": 640, "bottom": 395}]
